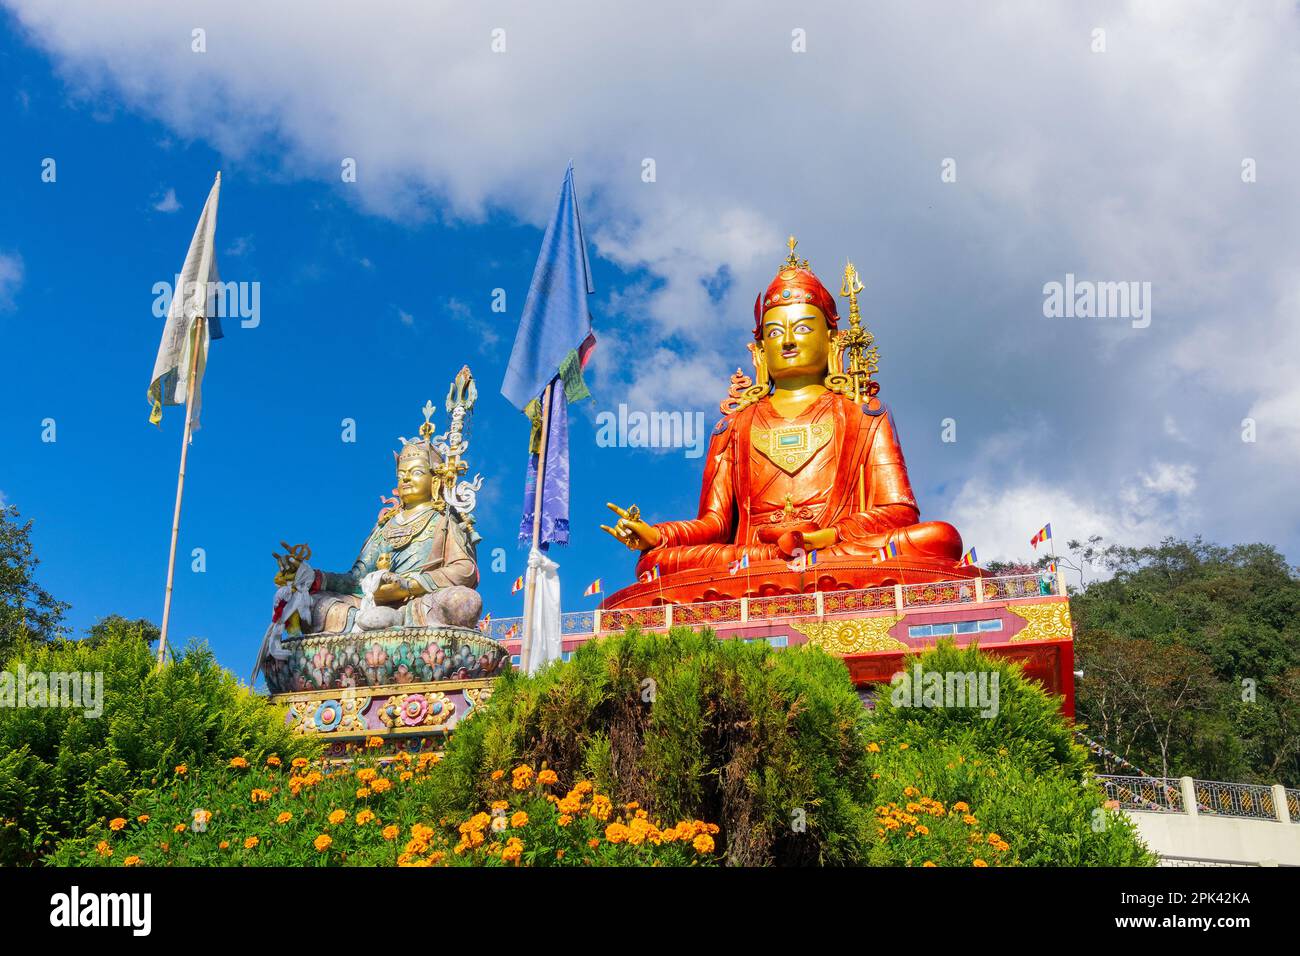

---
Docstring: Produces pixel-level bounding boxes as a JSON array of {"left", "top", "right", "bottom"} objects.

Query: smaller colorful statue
[{"left": 259, "top": 367, "right": 485, "bottom": 657}]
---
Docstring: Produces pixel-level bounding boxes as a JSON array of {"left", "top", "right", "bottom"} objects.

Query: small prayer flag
[
  {"left": 1030, "top": 524, "right": 1053, "bottom": 549},
  {"left": 728, "top": 554, "right": 750, "bottom": 576},
  {"left": 478, "top": 612, "right": 492, "bottom": 633},
  {"left": 583, "top": 578, "right": 602, "bottom": 597},
  {"left": 511, "top": 575, "right": 525, "bottom": 594},
  {"left": 959, "top": 548, "right": 978, "bottom": 567}
]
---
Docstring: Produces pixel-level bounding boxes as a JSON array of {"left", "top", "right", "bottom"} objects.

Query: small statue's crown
[{"left": 395, "top": 399, "right": 443, "bottom": 467}]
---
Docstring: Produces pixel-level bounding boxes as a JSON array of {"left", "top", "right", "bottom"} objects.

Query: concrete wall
[{"left": 1125, "top": 810, "right": 1300, "bottom": 866}]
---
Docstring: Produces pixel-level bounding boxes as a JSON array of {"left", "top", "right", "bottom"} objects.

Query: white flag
[
  {"left": 148, "top": 173, "right": 222, "bottom": 428},
  {"left": 523, "top": 546, "right": 562, "bottom": 674}
]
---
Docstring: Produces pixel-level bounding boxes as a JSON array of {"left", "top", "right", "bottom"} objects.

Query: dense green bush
[
  {"left": 33, "top": 626, "right": 1152, "bottom": 867},
  {"left": 864, "top": 642, "right": 1152, "bottom": 866},
  {"left": 430, "top": 626, "right": 876, "bottom": 865},
  {"left": 1, "top": 622, "right": 314, "bottom": 865},
  {"left": 422, "top": 628, "right": 1150, "bottom": 866}
]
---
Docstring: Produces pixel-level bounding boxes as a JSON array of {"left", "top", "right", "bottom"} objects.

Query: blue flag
[
  {"left": 504, "top": 163, "right": 597, "bottom": 548},
  {"left": 502, "top": 162, "right": 596, "bottom": 411}
]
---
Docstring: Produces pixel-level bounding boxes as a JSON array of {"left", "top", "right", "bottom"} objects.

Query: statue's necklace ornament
[
  {"left": 381, "top": 505, "right": 436, "bottom": 548},
  {"left": 752, "top": 403, "right": 835, "bottom": 475}
]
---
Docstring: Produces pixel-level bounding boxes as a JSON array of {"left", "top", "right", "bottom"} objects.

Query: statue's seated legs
[
  {"left": 310, "top": 585, "right": 483, "bottom": 634},
  {"left": 418, "top": 585, "right": 483, "bottom": 629},
  {"left": 871, "top": 520, "right": 964, "bottom": 563},
  {"left": 636, "top": 520, "right": 963, "bottom": 580}
]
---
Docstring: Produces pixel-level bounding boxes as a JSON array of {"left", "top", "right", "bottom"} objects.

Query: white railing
[
  {"left": 484, "top": 571, "right": 1062, "bottom": 642},
  {"left": 1098, "top": 775, "right": 1299, "bottom": 824}
]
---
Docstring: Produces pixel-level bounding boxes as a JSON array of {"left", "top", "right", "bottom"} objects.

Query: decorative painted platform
[
  {"left": 486, "top": 570, "right": 1076, "bottom": 716},
  {"left": 262, "top": 625, "right": 508, "bottom": 755}
]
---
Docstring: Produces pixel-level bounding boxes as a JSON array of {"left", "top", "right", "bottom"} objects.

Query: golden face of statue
[
  {"left": 396, "top": 459, "right": 435, "bottom": 508},
  {"left": 760, "top": 303, "right": 831, "bottom": 382}
]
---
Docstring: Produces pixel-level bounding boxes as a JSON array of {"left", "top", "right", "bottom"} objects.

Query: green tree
[
  {"left": 1072, "top": 536, "right": 1300, "bottom": 786},
  {"left": 0, "top": 504, "right": 68, "bottom": 660}
]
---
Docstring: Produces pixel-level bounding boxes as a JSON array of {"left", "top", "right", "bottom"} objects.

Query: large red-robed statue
[{"left": 601, "top": 240, "right": 978, "bottom": 608}]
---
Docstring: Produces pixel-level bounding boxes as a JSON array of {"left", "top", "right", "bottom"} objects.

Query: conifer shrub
[{"left": 0, "top": 625, "right": 312, "bottom": 865}]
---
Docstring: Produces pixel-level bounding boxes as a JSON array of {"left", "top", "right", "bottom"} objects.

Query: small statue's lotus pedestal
[{"left": 263, "top": 625, "right": 509, "bottom": 759}]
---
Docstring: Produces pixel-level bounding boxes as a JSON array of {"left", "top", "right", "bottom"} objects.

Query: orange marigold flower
[
  {"left": 244, "top": 836, "right": 260, "bottom": 849},
  {"left": 357, "top": 768, "right": 378, "bottom": 783},
  {"left": 229, "top": 757, "right": 249, "bottom": 769},
  {"left": 502, "top": 838, "right": 524, "bottom": 864},
  {"left": 903, "top": 786, "right": 918, "bottom": 798},
  {"left": 95, "top": 840, "right": 113, "bottom": 857},
  {"left": 588, "top": 838, "right": 600, "bottom": 849},
  {"left": 370, "top": 778, "right": 393, "bottom": 794},
  {"left": 399, "top": 771, "right": 413, "bottom": 783},
  {"left": 973, "top": 858, "right": 988, "bottom": 867},
  {"left": 558, "top": 814, "right": 573, "bottom": 826},
  {"left": 915, "top": 825, "right": 929, "bottom": 836},
  {"left": 250, "top": 789, "right": 272, "bottom": 803},
  {"left": 537, "top": 769, "right": 559, "bottom": 786},
  {"left": 328, "top": 809, "right": 347, "bottom": 825},
  {"left": 266, "top": 755, "right": 282, "bottom": 767},
  {"left": 173, "top": 823, "right": 186, "bottom": 833},
  {"left": 573, "top": 780, "right": 593, "bottom": 795},
  {"left": 174, "top": 764, "right": 187, "bottom": 775},
  {"left": 382, "top": 825, "right": 400, "bottom": 840},
  {"left": 491, "top": 769, "right": 505, "bottom": 781},
  {"left": 605, "top": 822, "right": 629, "bottom": 844},
  {"left": 314, "top": 834, "right": 333, "bottom": 852},
  {"left": 898, "top": 743, "right": 909, "bottom": 751},
  {"left": 276, "top": 812, "right": 293, "bottom": 824},
  {"left": 556, "top": 849, "right": 565, "bottom": 860},
  {"left": 510, "top": 811, "right": 529, "bottom": 828},
  {"left": 193, "top": 809, "right": 212, "bottom": 825},
  {"left": 866, "top": 742, "right": 881, "bottom": 753},
  {"left": 952, "top": 801, "right": 970, "bottom": 813},
  {"left": 356, "top": 788, "right": 372, "bottom": 799},
  {"left": 356, "top": 809, "right": 376, "bottom": 826},
  {"left": 962, "top": 814, "right": 978, "bottom": 826},
  {"left": 219, "top": 841, "right": 229, "bottom": 850},
  {"left": 136, "top": 814, "right": 150, "bottom": 824},
  {"left": 366, "top": 736, "right": 384, "bottom": 749},
  {"left": 491, "top": 800, "right": 509, "bottom": 811},
  {"left": 108, "top": 817, "right": 127, "bottom": 831},
  {"left": 589, "top": 795, "right": 613, "bottom": 821},
  {"left": 123, "top": 855, "right": 141, "bottom": 867},
  {"left": 692, "top": 833, "right": 715, "bottom": 854},
  {"left": 291, "top": 757, "right": 310, "bottom": 770},
  {"left": 923, "top": 860, "right": 936, "bottom": 867}
]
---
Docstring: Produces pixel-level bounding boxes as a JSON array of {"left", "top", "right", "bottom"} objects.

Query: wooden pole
[
  {"left": 520, "top": 381, "right": 554, "bottom": 673},
  {"left": 157, "top": 315, "right": 205, "bottom": 666}
]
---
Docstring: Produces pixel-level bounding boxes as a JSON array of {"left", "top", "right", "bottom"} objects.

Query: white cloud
[
  {"left": 396, "top": 308, "right": 414, "bottom": 327},
  {"left": 0, "top": 252, "right": 23, "bottom": 310},
  {"left": 151, "top": 186, "right": 181, "bottom": 213}
]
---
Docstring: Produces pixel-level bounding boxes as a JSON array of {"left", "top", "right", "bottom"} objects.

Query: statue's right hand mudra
[{"left": 600, "top": 502, "right": 662, "bottom": 552}]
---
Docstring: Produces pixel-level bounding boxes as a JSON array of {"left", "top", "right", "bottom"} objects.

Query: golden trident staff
[
  {"left": 838, "top": 260, "right": 879, "bottom": 406},
  {"left": 839, "top": 261, "right": 880, "bottom": 516}
]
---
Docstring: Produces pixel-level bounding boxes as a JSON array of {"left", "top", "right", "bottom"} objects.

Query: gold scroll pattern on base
[
  {"left": 790, "top": 615, "right": 906, "bottom": 655},
  {"left": 1007, "top": 601, "right": 1074, "bottom": 642}
]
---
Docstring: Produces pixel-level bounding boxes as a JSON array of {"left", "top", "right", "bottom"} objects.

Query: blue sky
[{"left": 2, "top": 2, "right": 1298, "bottom": 677}]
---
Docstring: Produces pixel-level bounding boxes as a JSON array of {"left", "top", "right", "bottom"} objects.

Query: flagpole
[
  {"left": 520, "top": 381, "right": 554, "bottom": 674},
  {"left": 157, "top": 314, "right": 205, "bottom": 666}
]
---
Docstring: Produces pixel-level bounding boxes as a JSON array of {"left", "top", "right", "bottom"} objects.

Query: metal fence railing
[
  {"left": 486, "top": 571, "right": 1063, "bottom": 641},
  {"left": 1098, "top": 775, "right": 1297, "bottom": 824}
]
